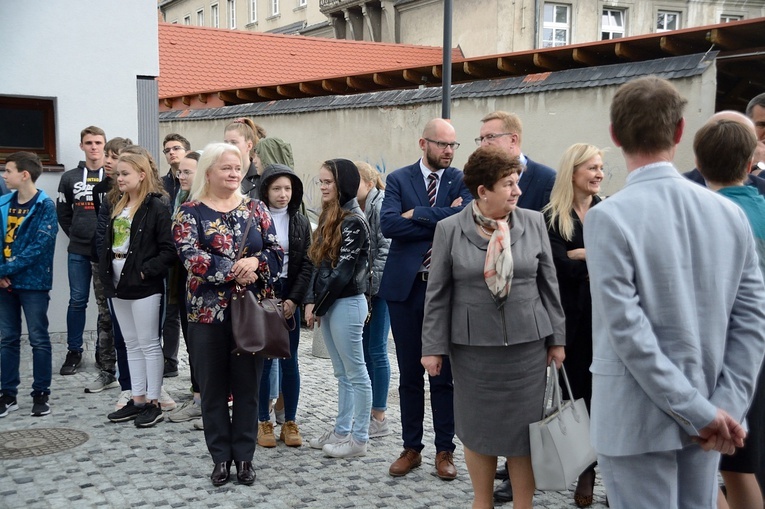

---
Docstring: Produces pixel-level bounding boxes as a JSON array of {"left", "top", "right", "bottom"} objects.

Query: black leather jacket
[{"left": 309, "top": 199, "right": 370, "bottom": 316}]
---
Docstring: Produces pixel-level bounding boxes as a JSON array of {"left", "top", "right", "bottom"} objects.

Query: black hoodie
[
  {"left": 308, "top": 159, "right": 370, "bottom": 316},
  {"left": 258, "top": 164, "right": 313, "bottom": 304}
]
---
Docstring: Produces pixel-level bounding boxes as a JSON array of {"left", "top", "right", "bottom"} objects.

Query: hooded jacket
[
  {"left": 56, "top": 161, "right": 104, "bottom": 257},
  {"left": 259, "top": 163, "right": 313, "bottom": 305},
  {"left": 308, "top": 159, "right": 370, "bottom": 316},
  {"left": 98, "top": 193, "right": 177, "bottom": 300},
  {"left": 0, "top": 190, "right": 57, "bottom": 291},
  {"left": 361, "top": 186, "right": 390, "bottom": 295}
]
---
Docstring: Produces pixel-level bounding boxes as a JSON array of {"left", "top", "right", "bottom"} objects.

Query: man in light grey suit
[{"left": 584, "top": 76, "right": 765, "bottom": 509}]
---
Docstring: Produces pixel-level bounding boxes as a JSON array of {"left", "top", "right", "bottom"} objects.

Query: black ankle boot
[
  {"left": 211, "top": 460, "right": 231, "bottom": 486},
  {"left": 235, "top": 460, "right": 255, "bottom": 485}
]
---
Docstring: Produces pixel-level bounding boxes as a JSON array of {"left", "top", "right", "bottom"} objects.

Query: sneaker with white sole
[
  {"left": 108, "top": 400, "right": 142, "bottom": 422},
  {"left": 159, "top": 388, "right": 176, "bottom": 411},
  {"left": 134, "top": 402, "right": 164, "bottom": 428},
  {"left": 85, "top": 371, "right": 119, "bottom": 393},
  {"left": 309, "top": 429, "right": 349, "bottom": 450},
  {"left": 0, "top": 394, "right": 18, "bottom": 418},
  {"left": 167, "top": 400, "right": 202, "bottom": 423},
  {"left": 322, "top": 435, "right": 367, "bottom": 458},
  {"left": 115, "top": 390, "right": 132, "bottom": 410},
  {"left": 31, "top": 394, "right": 51, "bottom": 417},
  {"left": 192, "top": 417, "right": 204, "bottom": 430},
  {"left": 368, "top": 416, "right": 392, "bottom": 438}
]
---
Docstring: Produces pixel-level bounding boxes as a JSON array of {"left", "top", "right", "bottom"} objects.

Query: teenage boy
[
  {"left": 57, "top": 126, "right": 107, "bottom": 375},
  {"left": 85, "top": 137, "right": 132, "bottom": 394},
  {"left": 0, "top": 152, "right": 58, "bottom": 417},
  {"left": 160, "top": 133, "right": 189, "bottom": 378}
]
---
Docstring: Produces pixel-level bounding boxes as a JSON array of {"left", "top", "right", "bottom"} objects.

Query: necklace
[{"left": 479, "top": 224, "right": 494, "bottom": 237}]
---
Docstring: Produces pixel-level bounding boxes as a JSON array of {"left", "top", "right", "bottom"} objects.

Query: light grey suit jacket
[
  {"left": 584, "top": 163, "right": 765, "bottom": 456},
  {"left": 422, "top": 205, "right": 565, "bottom": 355}
]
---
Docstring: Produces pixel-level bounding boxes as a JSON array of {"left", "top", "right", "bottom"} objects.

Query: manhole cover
[{"left": 0, "top": 428, "right": 89, "bottom": 459}]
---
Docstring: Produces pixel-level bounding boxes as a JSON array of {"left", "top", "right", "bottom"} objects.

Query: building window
[
  {"left": 542, "top": 3, "right": 570, "bottom": 48},
  {"left": 271, "top": 0, "right": 279, "bottom": 17},
  {"left": 721, "top": 14, "right": 743, "bottom": 23},
  {"left": 197, "top": 8, "right": 204, "bottom": 26},
  {"left": 249, "top": 0, "right": 257, "bottom": 23},
  {"left": 228, "top": 0, "right": 236, "bottom": 28},
  {"left": 601, "top": 8, "right": 625, "bottom": 39},
  {"left": 0, "top": 96, "right": 57, "bottom": 165},
  {"left": 211, "top": 3, "right": 220, "bottom": 28},
  {"left": 183, "top": 15, "right": 191, "bottom": 25},
  {"left": 656, "top": 10, "right": 680, "bottom": 32}
]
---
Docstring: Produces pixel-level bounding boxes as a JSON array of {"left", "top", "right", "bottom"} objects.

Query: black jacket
[
  {"left": 259, "top": 164, "right": 313, "bottom": 305},
  {"left": 98, "top": 193, "right": 177, "bottom": 300},
  {"left": 241, "top": 160, "right": 260, "bottom": 199}
]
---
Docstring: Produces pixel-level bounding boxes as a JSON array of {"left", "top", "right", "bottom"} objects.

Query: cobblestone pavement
[{"left": 0, "top": 330, "right": 608, "bottom": 508}]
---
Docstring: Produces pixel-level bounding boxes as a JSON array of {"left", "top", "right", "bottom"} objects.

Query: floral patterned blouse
[{"left": 172, "top": 198, "right": 283, "bottom": 324}]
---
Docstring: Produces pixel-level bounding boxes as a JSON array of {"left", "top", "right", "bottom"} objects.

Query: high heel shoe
[
  {"left": 235, "top": 460, "right": 255, "bottom": 485},
  {"left": 211, "top": 460, "right": 232, "bottom": 487},
  {"left": 573, "top": 467, "right": 596, "bottom": 508}
]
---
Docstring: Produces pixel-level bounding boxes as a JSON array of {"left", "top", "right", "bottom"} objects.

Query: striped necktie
[{"left": 423, "top": 172, "right": 439, "bottom": 269}]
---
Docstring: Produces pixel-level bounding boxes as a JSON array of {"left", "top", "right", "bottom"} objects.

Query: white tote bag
[{"left": 529, "top": 362, "right": 597, "bottom": 491}]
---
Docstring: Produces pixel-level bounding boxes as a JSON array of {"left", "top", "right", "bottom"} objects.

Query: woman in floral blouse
[{"left": 172, "top": 142, "right": 282, "bottom": 487}]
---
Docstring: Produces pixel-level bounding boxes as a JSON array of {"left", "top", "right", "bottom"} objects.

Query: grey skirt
[{"left": 450, "top": 340, "right": 547, "bottom": 457}]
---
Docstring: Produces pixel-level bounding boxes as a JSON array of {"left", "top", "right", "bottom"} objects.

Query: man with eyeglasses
[
  {"left": 476, "top": 111, "right": 556, "bottom": 213},
  {"left": 160, "top": 133, "right": 190, "bottom": 379},
  {"left": 379, "top": 118, "right": 472, "bottom": 481}
]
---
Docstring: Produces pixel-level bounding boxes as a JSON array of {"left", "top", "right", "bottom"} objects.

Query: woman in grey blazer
[{"left": 421, "top": 146, "right": 566, "bottom": 509}]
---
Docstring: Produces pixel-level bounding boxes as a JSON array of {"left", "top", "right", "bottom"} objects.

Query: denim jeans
[
  {"left": 0, "top": 289, "right": 52, "bottom": 397},
  {"left": 321, "top": 294, "right": 372, "bottom": 442},
  {"left": 362, "top": 295, "right": 391, "bottom": 412},
  {"left": 66, "top": 252, "right": 93, "bottom": 352}
]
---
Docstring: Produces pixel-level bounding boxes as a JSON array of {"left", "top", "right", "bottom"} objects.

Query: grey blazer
[
  {"left": 585, "top": 163, "right": 765, "bottom": 456},
  {"left": 422, "top": 205, "right": 565, "bottom": 355}
]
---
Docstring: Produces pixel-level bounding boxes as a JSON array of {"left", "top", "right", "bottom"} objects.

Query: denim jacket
[{"left": 0, "top": 190, "right": 58, "bottom": 290}]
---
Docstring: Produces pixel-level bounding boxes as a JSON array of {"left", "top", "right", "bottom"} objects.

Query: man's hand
[
  {"left": 421, "top": 355, "right": 442, "bottom": 377},
  {"left": 695, "top": 409, "right": 746, "bottom": 454},
  {"left": 401, "top": 209, "right": 414, "bottom": 219}
]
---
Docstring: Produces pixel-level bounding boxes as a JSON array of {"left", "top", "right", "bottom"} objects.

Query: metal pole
[{"left": 442, "top": 0, "right": 453, "bottom": 120}]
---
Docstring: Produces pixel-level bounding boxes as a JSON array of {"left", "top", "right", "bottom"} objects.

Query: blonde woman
[
  {"left": 355, "top": 161, "right": 392, "bottom": 437},
  {"left": 542, "top": 143, "right": 604, "bottom": 507},
  {"left": 101, "top": 150, "right": 177, "bottom": 428}
]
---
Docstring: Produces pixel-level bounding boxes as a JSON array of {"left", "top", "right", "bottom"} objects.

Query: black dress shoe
[
  {"left": 235, "top": 460, "right": 255, "bottom": 485},
  {"left": 493, "top": 479, "right": 514, "bottom": 504},
  {"left": 211, "top": 461, "right": 232, "bottom": 487},
  {"left": 495, "top": 461, "right": 509, "bottom": 480}
]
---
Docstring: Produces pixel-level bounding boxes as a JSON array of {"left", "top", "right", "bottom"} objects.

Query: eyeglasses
[
  {"left": 315, "top": 178, "right": 335, "bottom": 187},
  {"left": 474, "top": 133, "right": 513, "bottom": 145},
  {"left": 163, "top": 146, "right": 185, "bottom": 154},
  {"left": 424, "top": 138, "right": 460, "bottom": 150}
]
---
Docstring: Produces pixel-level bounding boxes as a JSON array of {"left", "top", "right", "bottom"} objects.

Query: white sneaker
[
  {"left": 192, "top": 417, "right": 204, "bottom": 430},
  {"left": 159, "top": 388, "right": 176, "bottom": 411},
  {"left": 323, "top": 435, "right": 367, "bottom": 458},
  {"left": 368, "top": 416, "right": 392, "bottom": 438},
  {"left": 167, "top": 400, "right": 202, "bottom": 422},
  {"left": 309, "top": 429, "right": 349, "bottom": 449},
  {"left": 115, "top": 390, "right": 132, "bottom": 410}
]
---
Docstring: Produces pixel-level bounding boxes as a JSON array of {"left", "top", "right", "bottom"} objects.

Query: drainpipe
[{"left": 442, "top": 0, "right": 453, "bottom": 120}]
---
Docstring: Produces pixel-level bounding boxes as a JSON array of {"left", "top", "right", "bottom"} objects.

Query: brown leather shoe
[
  {"left": 435, "top": 451, "right": 457, "bottom": 480},
  {"left": 389, "top": 448, "right": 422, "bottom": 477}
]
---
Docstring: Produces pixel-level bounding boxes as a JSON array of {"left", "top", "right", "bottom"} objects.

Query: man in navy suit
[
  {"left": 379, "top": 118, "right": 472, "bottom": 480},
  {"left": 477, "top": 111, "right": 556, "bottom": 212}
]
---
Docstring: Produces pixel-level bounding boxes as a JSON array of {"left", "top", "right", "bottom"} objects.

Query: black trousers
[
  {"left": 188, "top": 320, "right": 263, "bottom": 463},
  {"left": 388, "top": 278, "right": 455, "bottom": 453}
]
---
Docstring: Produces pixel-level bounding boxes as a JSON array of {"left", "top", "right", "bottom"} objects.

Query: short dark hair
[
  {"left": 610, "top": 76, "right": 687, "bottom": 155},
  {"left": 184, "top": 151, "right": 201, "bottom": 162},
  {"left": 462, "top": 146, "right": 522, "bottom": 199},
  {"left": 746, "top": 93, "right": 765, "bottom": 118},
  {"left": 7, "top": 151, "right": 43, "bottom": 182},
  {"left": 694, "top": 120, "right": 757, "bottom": 185},
  {"left": 80, "top": 125, "right": 106, "bottom": 142},
  {"left": 104, "top": 137, "right": 133, "bottom": 156},
  {"left": 163, "top": 133, "right": 191, "bottom": 151}
]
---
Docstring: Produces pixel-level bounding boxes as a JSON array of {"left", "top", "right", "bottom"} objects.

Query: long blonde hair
[
  {"left": 542, "top": 143, "right": 603, "bottom": 241},
  {"left": 355, "top": 161, "right": 385, "bottom": 190},
  {"left": 111, "top": 151, "right": 164, "bottom": 219}
]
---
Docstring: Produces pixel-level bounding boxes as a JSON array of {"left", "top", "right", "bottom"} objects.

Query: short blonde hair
[
  {"left": 354, "top": 161, "right": 385, "bottom": 190},
  {"left": 189, "top": 142, "right": 245, "bottom": 202},
  {"left": 481, "top": 111, "right": 523, "bottom": 145}
]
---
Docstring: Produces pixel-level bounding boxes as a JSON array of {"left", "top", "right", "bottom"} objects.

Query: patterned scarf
[{"left": 471, "top": 201, "right": 513, "bottom": 308}]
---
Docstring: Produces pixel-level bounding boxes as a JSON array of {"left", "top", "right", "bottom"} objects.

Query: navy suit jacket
[
  {"left": 683, "top": 168, "right": 765, "bottom": 196},
  {"left": 518, "top": 157, "right": 556, "bottom": 212},
  {"left": 378, "top": 161, "right": 473, "bottom": 302}
]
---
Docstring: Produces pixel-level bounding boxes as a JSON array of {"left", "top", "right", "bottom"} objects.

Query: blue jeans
[
  {"left": 321, "top": 294, "right": 372, "bottom": 442},
  {"left": 0, "top": 289, "right": 52, "bottom": 397},
  {"left": 362, "top": 296, "right": 391, "bottom": 412},
  {"left": 66, "top": 252, "right": 93, "bottom": 352}
]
